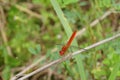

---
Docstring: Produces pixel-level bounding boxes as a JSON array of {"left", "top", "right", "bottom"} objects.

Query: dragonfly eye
[{"left": 59, "top": 50, "right": 64, "bottom": 56}]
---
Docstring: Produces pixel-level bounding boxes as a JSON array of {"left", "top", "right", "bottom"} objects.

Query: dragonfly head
[{"left": 59, "top": 50, "right": 64, "bottom": 56}]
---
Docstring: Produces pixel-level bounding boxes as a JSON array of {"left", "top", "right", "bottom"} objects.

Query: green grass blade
[
  {"left": 50, "top": 0, "right": 86, "bottom": 80},
  {"left": 108, "top": 59, "right": 120, "bottom": 80}
]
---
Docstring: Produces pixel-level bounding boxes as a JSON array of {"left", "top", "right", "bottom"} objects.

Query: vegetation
[{"left": 0, "top": 0, "right": 120, "bottom": 80}]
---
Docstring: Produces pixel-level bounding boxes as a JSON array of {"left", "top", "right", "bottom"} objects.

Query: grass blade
[
  {"left": 108, "top": 59, "right": 120, "bottom": 80},
  {"left": 50, "top": 0, "right": 86, "bottom": 80}
]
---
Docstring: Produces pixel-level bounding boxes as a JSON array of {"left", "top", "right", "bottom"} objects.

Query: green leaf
[
  {"left": 3, "top": 48, "right": 21, "bottom": 67},
  {"left": 92, "top": 68, "right": 106, "bottom": 79},
  {"left": 32, "top": 0, "right": 41, "bottom": 3},
  {"left": 7, "top": 56, "right": 21, "bottom": 67},
  {"left": 63, "top": 0, "right": 78, "bottom": 5},
  {"left": 36, "top": 45, "right": 41, "bottom": 53},
  {"left": 2, "top": 66, "right": 11, "bottom": 80},
  {"left": 63, "top": 10, "right": 77, "bottom": 23},
  {"left": 58, "top": 0, "right": 78, "bottom": 6},
  {"left": 28, "top": 44, "right": 41, "bottom": 55},
  {"left": 28, "top": 47, "right": 37, "bottom": 55},
  {"left": 63, "top": 61, "right": 74, "bottom": 77},
  {"left": 108, "top": 59, "right": 120, "bottom": 80},
  {"left": 80, "top": 1, "right": 88, "bottom": 6}
]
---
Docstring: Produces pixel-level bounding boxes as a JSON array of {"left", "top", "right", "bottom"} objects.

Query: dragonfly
[{"left": 59, "top": 31, "right": 77, "bottom": 56}]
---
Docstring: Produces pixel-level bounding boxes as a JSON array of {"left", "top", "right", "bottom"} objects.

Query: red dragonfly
[{"left": 59, "top": 31, "right": 77, "bottom": 56}]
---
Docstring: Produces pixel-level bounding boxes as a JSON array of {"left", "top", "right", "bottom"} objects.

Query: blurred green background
[{"left": 0, "top": 0, "right": 120, "bottom": 80}]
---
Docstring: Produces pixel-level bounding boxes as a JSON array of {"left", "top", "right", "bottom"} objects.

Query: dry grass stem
[
  {"left": 76, "top": 10, "right": 118, "bottom": 38},
  {"left": 16, "top": 33, "right": 120, "bottom": 80},
  {"left": 0, "top": 6, "right": 13, "bottom": 57}
]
